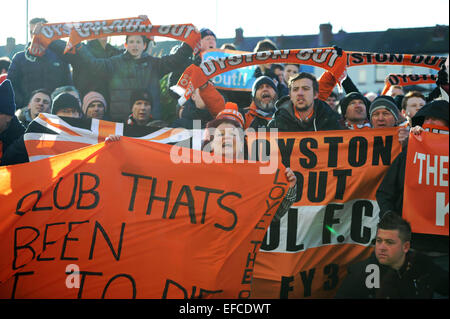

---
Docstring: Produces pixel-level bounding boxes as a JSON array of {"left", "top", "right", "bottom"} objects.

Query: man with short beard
[
  {"left": 267, "top": 72, "right": 342, "bottom": 132},
  {"left": 243, "top": 76, "right": 278, "bottom": 129}
]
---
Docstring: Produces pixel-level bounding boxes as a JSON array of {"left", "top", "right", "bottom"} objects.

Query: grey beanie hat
[
  {"left": 369, "top": 95, "right": 399, "bottom": 121},
  {"left": 252, "top": 76, "right": 277, "bottom": 98}
]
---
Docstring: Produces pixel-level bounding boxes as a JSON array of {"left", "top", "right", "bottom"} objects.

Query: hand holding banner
[{"left": 0, "top": 138, "right": 287, "bottom": 298}]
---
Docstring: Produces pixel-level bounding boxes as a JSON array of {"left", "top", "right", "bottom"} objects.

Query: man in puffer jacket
[
  {"left": 267, "top": 72, "right": 343, "bottom": 132},
  {"left": 67, "top": 38, "right": 122, "bottom": 105},
  {"left": 76, "top": 35, "right": 193, "bottom": 123},
  {"left": 0, "top": 80, "right": 26, "bottom": 165},
  {"left": 46, "top": 33, "right": 193, "bottom": 123}
]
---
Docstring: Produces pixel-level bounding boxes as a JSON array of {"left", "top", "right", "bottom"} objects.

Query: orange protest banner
[
  {"left": 248, "top": 127, "right": 402, "bottom": 298},
  {"left": 403, "top": 131, "right": 449, "bottom": 236},
  {"left": 0, "top": 138, "right": 287, "bottom": 299}
]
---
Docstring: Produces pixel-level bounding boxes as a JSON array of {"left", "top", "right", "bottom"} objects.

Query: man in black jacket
[
  {"left": 335, "top": 212, "right": 448, "bottom": 299},
  {"left": 0, "top": 80, "right": 25, "bottom": 164},
  {"left": 267, "top": 72, "right": 342, "bottom": 132},
  {"left": 375, "top": 100, "right": 449, "bottom": 270}
]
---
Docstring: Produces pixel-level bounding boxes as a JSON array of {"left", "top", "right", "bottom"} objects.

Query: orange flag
[
  {"left": 0, "top": 138, "right": 287, "bottom": 299},
  {"left": 403, "top": 131, "right": 449, "bottom": 236}
]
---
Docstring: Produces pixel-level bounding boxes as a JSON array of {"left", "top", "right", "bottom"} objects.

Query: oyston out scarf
[
  {"left": 172, "top": 48, "right": 348, "bottom": 105},
  {"left": 29, "top": 16, "right": 201, "bottom": 57},
  {"left": 346, "top": 52, "right": 446, "bottom": 70},
  {"left": 381, "top": 73, "right": 438, "bottom": 95},
  {"left": 173, "top": 49, "right": 447, "bottom": 105}
]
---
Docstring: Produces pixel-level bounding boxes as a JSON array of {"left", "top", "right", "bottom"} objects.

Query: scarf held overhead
[
  {"left": 172, "top": 48, "right": 348, "bottom": 105},
  {"left": 381, "top": 73, "right": 438, "bottom": 95},
  {"left": 347, "top": 51, "right": 446, "bottom": 70},
  {"left": 29, "top": 17, "right": 201, "bottom": 56}
]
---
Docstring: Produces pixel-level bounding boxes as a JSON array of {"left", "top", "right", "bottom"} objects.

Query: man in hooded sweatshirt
[{"left": 0, "top": 79, "right": 26, "bottom": 165}]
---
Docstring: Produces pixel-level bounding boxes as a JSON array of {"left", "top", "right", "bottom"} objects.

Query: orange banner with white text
[
  {"left": 403, "top": 131, "right": 449, "bottom": 236},
  {"left": 0, "top": 138, "right": 287, "bottom": 299}
]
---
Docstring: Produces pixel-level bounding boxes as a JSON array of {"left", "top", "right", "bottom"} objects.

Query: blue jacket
[{"left": 7, "top": 44, "right": 73, "bottom": 109}]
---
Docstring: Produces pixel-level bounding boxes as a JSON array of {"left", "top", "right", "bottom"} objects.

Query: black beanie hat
[
  {"left": 130, "top": 89, "right": 152, "bottom": 108},
  {"left": 0, "top": 79, "right": 16, "bottom": 116},
  {"left": 51, "top": 93, "right": 82, "bottom": 115},
  {"left": 369, "top": 95, "right": 399, "bottom": 122},
  {"left": 411, "top": 100, "right": 449, "bottom": 127},
  {"left": 252, "top": 76, "right": 277, "bottom": 98},
  {"left": 339, "top": 92, "right": 369, "bottom": 118},
  {"left": 200, "top": 28, "right": 216, "bottom": 39}
]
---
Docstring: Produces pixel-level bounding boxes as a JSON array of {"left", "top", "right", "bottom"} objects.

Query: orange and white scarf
[
  {"left": 381, "top": 73, "right": 438, "bottom": 95},
  {"left": 172, "top": 48, "right": 348, "bottom": 105},
  {"left": 29, "top": 17, "right": 201, "bottom": 57},
  {"left": 347, "top": 52, "right": 445, "bottom": 70}
]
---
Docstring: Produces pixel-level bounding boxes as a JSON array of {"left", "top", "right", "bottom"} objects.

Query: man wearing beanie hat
[
  {"left": 200, "top": 28, "right": 217, "bottom": 52},
  {"left": 0, "top": 79, "right": 26, "bottom": 164},
  {"left": 127, "top": 89, "right": 153, "bottom": 126},
  {"left": 51, "top": 93, "right": 83, "bottom": 119},
  {"left": 369, "top": 95, "right": 399, "bottom": 128},
  {"left": 82, "top": 91, "right": 107, "bottom": 120},
  {"left": 339, "top": 91, "right": 371, "bottom": 129},
  {"left": 243, "top": 76, "right": 278, "bottom": 129}
]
